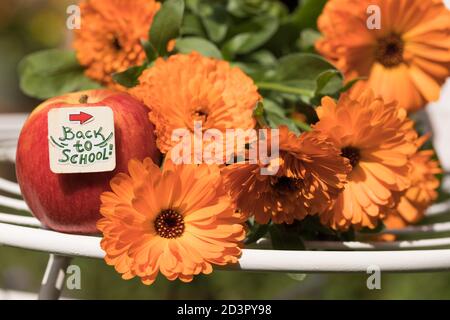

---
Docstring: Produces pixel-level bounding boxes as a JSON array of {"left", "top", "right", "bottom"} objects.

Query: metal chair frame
[{"left": 1, "top": 113, "right": 449, "bottom": 299}]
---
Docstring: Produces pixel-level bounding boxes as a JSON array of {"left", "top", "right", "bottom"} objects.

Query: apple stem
[{"left": 79, "top": 94, "right": 89, "bottom": 104}]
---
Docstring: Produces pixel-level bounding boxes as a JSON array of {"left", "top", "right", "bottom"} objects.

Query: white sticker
[{"left": 48, "top": 106, "right": 116, "bottom": 174}]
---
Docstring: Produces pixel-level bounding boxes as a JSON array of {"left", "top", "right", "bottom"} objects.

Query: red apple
[{"left": 16, "top": 89, "right": 161, "bottom": 234}]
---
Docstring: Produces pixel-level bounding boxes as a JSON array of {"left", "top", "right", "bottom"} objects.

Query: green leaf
[
  {"left": 181, "top": 13, "right": 206, "bottom": 37},
  {"left": 258, "top": 53, "right": 344, "bottom": 102},
  {"left": 298, "top": 28, "right": 321, "bottom": 51},
  {"left": 140, "top": 39, "right": 158, "bottom": 62},
  {"left": 232, "top": 62, "right": 274, "bottom": 82},
  {"left": 266, "top": 112, "right": 300, "bottom": 134},
  {"left": 358, "top": 221, "right": 386, "bottom": 234},
  {"left": 236, "top": 51, "right": 277, "bottom": 82},
  {"left": 294, "top": 216, "right": 341, "bottom": 241},
  {"left": 315, "top": 69, "right": 342, "bottom": 95},
  {"left": 227, "top": 0, "right": 256, "bottom": 18},
  {"left": 275, "top": 53, "right": 337, "bottom": 82},
  {"left": 257, "top": 81, "right": 315, "bottom": 98},
  {"left": 287, "top": 273, "right": 308, "bottom": 282},
  {"left": 18, "top": 49, "right": 101, "bottom": 100},
  {"left": 175, "top": 37, "right": 222, "bottom": 59},
  {"left": 149, "top": 0, "right": 185, "bottom": 57},
  {"left": 292, "top": 118, "right": 312, "bottom": 132},
  {"left": 246, "top": 50, "right": 277, "bottom": 67},
  {"left": 227, "top": 0, "right": 288, "bottom": 18},
  {"left": 245, "top": 223, "right": 270, "bottom": 245},
  {"left": 185, "top": 0, "right": 200, "bottom": 13},
  {"left": 269, "top": 224, "right": 305, "bottom": 250},
  {"left": 265, "top": 20, "right": 302, "bottom": 57},
  {"left": 340, "top": 77, "right": 366, "bottom": 93},
  {"left": 254, "top": 98, "right": 310, "bottom": 133},
  {"left": 222, "top": 16, "right": 279, "bottom": 58},
  {"left": 199, "top": 3, "right": 229, "bottom": 43},
  {"left": 112, "top": 64, "right": 148, "bottom": 88},
  {"left": 263, "top": 98, "right": 286, "bottom": 118},
  {"left": 292, "top": 0, "right": 328, "bottom": 30}
]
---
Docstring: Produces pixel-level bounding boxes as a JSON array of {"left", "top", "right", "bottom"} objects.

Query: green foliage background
[{"left": 2, "top": 244, "right": 450, "bottom": 299}]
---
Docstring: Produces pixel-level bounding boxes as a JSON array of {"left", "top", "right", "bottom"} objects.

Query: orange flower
[
  {"left": 316, "top": 0, "right": 450, "bottom": 112},
  {"left": 222, "top": 126, "right": 350, "bottom": 224},
  {"left": 130, "top": 52, "right": 260, "bottom": 154},
  {"left": 73, "top": 0, "right": 161, "bottom": 86},
  {"left": 314, "top": 86, "right": 418, "bottom": 230},
  {"left": 384, "top": 135, "right": 442, "bottom": 229},
  {"left": 97, "top": 158, "right": 245, "bottom": 285}
]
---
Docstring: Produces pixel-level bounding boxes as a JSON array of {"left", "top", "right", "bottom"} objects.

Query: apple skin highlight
[{"left": 16, "top": 89, "right": 161, "bottom": 234}]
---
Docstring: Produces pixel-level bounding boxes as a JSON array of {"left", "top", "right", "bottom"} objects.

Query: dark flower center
[
  {"left": 375, "top": 34, "right": 404, "bottom": 68},
  {"left": 193, "top": 109, "right": 208, "bottom": 123},
  {"left": 341, "top": 146, "right": 361, "bottom": 168},
  {"left": 271, "top": 176, "right": 301, "bottom": 193},
  {"left": 112, "top": 36, "right": 122, "bottom": 51},
  {"left": 154, "top": 209, "right": 185, "bottom": 239}
]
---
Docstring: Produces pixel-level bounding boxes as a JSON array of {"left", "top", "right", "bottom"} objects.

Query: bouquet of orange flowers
[{"left": 18, "top": 0, "right": 449, "bottom": 285}]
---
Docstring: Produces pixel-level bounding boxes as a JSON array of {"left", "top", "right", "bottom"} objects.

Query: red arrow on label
[{"left": 69, "top": 111, "right": 93, "bottom": 124}]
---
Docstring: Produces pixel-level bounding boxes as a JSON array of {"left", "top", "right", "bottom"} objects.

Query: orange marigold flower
[
  {"left": 314, "top": 86, "right": 418, "bottom": 230},
  {"left": 130, "top": 52, "right": 260, "bottom": 154},
  {"left": 73, "top": 0, "right": 161, "bottom": 86},
  {"left": 222, "top": 126, "right": 350, "bottom": 224},
  {"left": 316, "top": 0, "right": 450, "bottom": 112},
  {"left": 97, "top": 158, "right": 245, "bottom": 285},
  {"left": 384, "top": 135, "right": 442, "bottom": 229}
]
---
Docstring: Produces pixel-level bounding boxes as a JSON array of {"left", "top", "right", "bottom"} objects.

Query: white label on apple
[{"left": 48, "top": 106, "right": 116, "bottom": 174}]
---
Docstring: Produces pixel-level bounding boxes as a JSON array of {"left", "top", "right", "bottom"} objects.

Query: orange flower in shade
[
  {"left": 222, "top": 126, "right": 350, "bottom": 224},
  {"left": 314, "top": 86, "right": 418, "bottom": 230},
  {"left": 130, "top": 52, "right": 260, "bottom": 154},
  {"left": 73, "top": 0, "right": 161, "bottom": 86},
  {"left": 384, "top": 135, "right": 442, "bottom": 230},
  {"left": 97, "top": 158, "right": 245, "bottom": 285},
  {"left": 316, "top": 0, "right": 450, "bottom": 112}
]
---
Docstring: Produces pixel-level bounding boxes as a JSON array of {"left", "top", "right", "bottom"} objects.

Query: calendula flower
[
  {"left": 222, "top": 126, "right": 350, "bottom": 224},
  {"left": 97, "top": 158, "right": 245, "bottom": 285},
  {"left": 384, "top": 135, "right": 441, "bottom": 229},
  {"left": 73, "top": 0, "right": 161, "bottom": 86},
  {"left": 314, "top": 86, "right": 418, "bottom": 230},
  {"left": 130, "top": 52, "right": 260, "bottom": 154},
  {"left": 316, "top": 0, "right": 450, "bottom": 112}
]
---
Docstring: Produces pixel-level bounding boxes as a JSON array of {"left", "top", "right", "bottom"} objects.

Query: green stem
[
  {"left": 256, "top": 82, "right": 313, "bottom": 97},
  {"left": 292, "top": 119, "right": 312, "bottom": 132}
]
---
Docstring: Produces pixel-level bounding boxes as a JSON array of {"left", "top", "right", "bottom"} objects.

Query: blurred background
[{"left": 1, "top": 0, "right": 450, "bottom": 299}]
